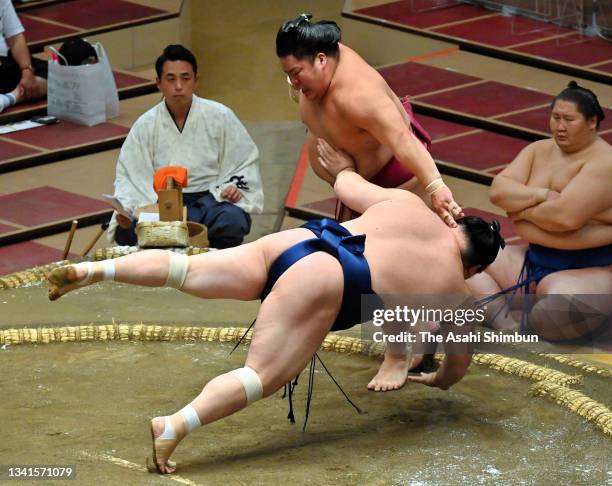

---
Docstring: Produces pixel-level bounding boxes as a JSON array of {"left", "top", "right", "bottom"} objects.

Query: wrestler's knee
[
  {"left": 259, "top": 370, "right": 297, "bottom": 398},
  {"left": 232, "top": 356, "right": 326, "bottom": 403},
  {"left": 494, "top": 246, "right": 527, "bottom": 279},
  {"left": 537, "top": 267, "right": 612, "bottom": 295},
  {"left": 227, "top": 365, "right": 277, "bottom": 404},
  {"left": 233, "top": 358, "right": 291, "bottom": 398}
]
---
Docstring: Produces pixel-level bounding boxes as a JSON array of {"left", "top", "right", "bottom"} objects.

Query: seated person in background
[
  {"left": 0, "top": 0, "right": 47, "bottom": 112},
  {"left": 110, "top": 44, "right": 263, "bottom": 249},
  {"left": 467, "top": 82, "right": 612, "bottom": 341},
  {"left": 48, "top": 152, "right": 503, "bottom": 474}
]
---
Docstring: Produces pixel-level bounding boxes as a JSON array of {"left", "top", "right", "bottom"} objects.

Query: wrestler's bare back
[
  {"left": 301, "top": 44, "right": 412, "bottom": 181},
  {"left": 258, "top": 194, "right": 467, "bottom": 297}
]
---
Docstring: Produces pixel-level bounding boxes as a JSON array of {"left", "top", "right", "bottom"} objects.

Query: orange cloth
[{"left": 154, "top": 166, "right": 189, "bottom": 193}]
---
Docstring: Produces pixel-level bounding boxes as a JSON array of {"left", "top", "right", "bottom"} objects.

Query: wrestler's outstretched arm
[
  {"left": 47, "top": 241, "right": 269, "bottom": 301},
  {"left": 317, "top": 138, "right": 414, "bottom": 214},
  {"left": 406, "top": 289, "right": 474, "bottom": 390},
  {"left": 407, "top": 326, "right": 473, "bottom": 390},
  {"left": 407, "top": 352, "right": 472, "bottom": 390},
  {"left": 334, "top": 92, "right": 462, "bottom": 225}
]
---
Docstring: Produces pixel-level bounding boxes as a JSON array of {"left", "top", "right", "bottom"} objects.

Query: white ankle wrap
[
  {"left": 159, "top": 416, "right": 176, "bottom": 440},
  {"left": 230, "top": 366, "right": 263, "bottom": 404},
  {"left": 76, "top": 262, "right": 94, "bottom": 285},
  {"left": 75, "top": 260, "right": 115, "bottom": 285},
  {"left": 158, "top": 403, "right": 201, "bottom": 440},
  {"left": 165, "top": 251, "right": 189, "bottom": 289}
]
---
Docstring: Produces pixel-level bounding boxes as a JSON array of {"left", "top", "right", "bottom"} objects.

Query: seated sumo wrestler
[{"left": 467, "top": 82, "right": 612, "bottom": 342}]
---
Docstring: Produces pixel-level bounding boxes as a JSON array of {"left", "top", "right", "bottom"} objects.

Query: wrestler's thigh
[
  {"left": 530, "top": 266, "right": 612, "bottom": 340},
  {"left": 245, "top": 252, "right": 343, "bottom": 395},
  {"left": 537, "top": 264, "right": 612, "bottom": 295},
  {"left": 481, "top": 244, "right": 528, "bottom": 290},
  {"left": 182, "top": 239, "right": 268, "bottom": 300}
]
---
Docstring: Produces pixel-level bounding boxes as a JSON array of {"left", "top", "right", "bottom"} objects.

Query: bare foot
[
  {"left": 148, "top": 417, "right": 179, "bottom": 474},
  {"left": 14, "top": 85, "right": 25, "bottom": 103},
  {"left": 47, "top": 265, "right": 86, "bottom": 301},
  {"left": 367, "top": 353, "right": 410, "bottom": 392}
]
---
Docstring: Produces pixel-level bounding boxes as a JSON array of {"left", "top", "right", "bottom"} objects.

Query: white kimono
[
  {"left": 108, "top": 95, "right": 263, "bottom": 241},
  {"left": 1, "top": 0, "right": 24, "bottom": 57}
]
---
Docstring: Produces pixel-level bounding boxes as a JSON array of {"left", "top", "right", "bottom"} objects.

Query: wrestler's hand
[
  {"left": 317, "top": 138, "right": 355, "bottom": 179},
  {"left": 116, "top": 214, "right": 133, "bottom": 229},
  {"left": 19, "top": 69, "right": 40, "bottom": 99},
  {"left": 221, "top": 185, "right": 243, "bottom": 203},
  {"left": 508, "top": 210, "right": 523, "bottom": 222},
  {"left": 407, "top": 371, "right": 448, "bottom": 390},
  {"left": 431, "top": 185, "right": 463, "bottom": 228},
  {"left": 509, "top": 190, "right": 560, "bottom": 222},
  {"left": 532, "top": 187, "right": 560, "bottom": 204}
]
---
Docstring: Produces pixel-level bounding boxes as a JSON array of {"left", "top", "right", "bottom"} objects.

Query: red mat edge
[{"left": 284, "top": 143, "right": 309, "bottom": 209}]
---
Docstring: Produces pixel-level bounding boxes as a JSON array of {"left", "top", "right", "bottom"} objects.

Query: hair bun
[
  {"left": 567, "top": 80, "right": 579, "bottom": 89},
  {"left": 490, "top": 219, "right": 506, "bottom": 249}
]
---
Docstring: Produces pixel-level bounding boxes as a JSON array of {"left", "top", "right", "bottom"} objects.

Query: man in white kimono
[{"left": 110, "top": 44, "right": 263, "bottom": 249}]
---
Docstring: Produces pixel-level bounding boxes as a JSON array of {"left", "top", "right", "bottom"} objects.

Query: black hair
[
  {"left": 276, "top": 13, "right": 341, "bottom": 59},
  {"left": 155, "top": 44, "right": 198, "bottom": 78},
  {"left": 458, "top": 217, "right": 505, "bottom": 272},
  {"left": 58, "top": 38, "right": 98, "bottom": 66},
  {"left": 552, "top": 81, "right": 605, "bottom": 128}
]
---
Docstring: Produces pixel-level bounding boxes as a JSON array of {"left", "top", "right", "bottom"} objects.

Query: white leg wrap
[
  {"left": 102, "top": 260, "right": 115, "bottom": 281},
  {"left": 229, "top": 366, "right": 263, "bottom": 405},
  {"left": 180, "top": 404, "right": 201, "bottom": 433},
  {"left": 165, "top": 251, "right": 189, "bottom": 289}
]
